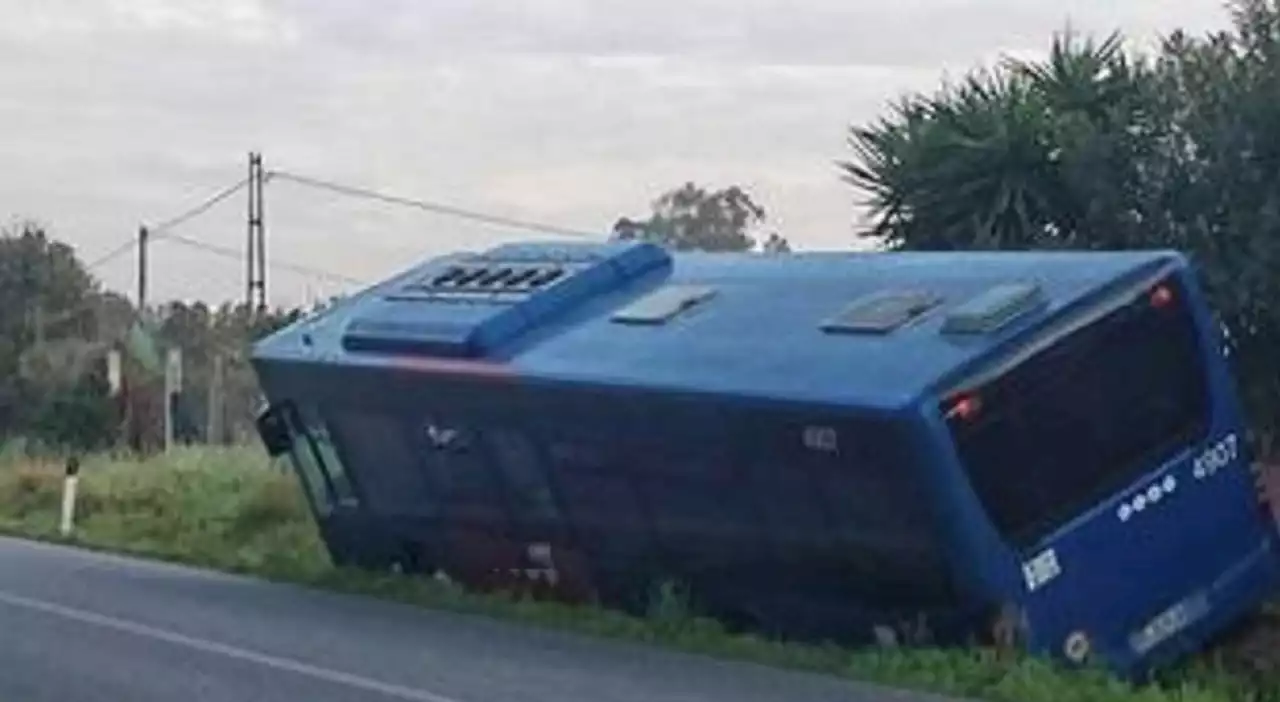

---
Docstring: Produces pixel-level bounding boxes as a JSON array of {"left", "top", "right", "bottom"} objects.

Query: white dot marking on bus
[{"left": 1117, "top": 474, "right": 1185, "bottom": 525}]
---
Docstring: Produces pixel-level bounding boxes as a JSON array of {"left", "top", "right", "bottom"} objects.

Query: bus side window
[
  {"left": 324, "top": 411, "right": 433, "bottom": 516},
  {"left": 281, "top": 406, "right": 339, "bottom": 515},
  {"left": 416, "top": 419, "right": 507, "bottom": 521},
  {"left": 486, "top": 429, "right": 562, "bottom": 524},
  {"left": 546, "top": 437, "right": 650, "bottom": 555},
  {"left": 297, "top": 406, "right": 359, "bottom": 509},
  {"left": 636, "top": 444, "right": 745, "bottom": 541}
]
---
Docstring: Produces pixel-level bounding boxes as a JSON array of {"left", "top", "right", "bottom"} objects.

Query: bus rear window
[{"left": 944, "top": 278, "right": 1211, "bottom": 548}]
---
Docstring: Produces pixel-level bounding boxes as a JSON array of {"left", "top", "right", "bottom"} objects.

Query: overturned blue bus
[{"left": 250, "top": 239, "right": 1280, "bottom": 676}]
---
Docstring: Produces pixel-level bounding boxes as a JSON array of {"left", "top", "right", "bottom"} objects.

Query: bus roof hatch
[
  {"left": 821, "top": 289, "right": 943, "bottom": 335},
  {"left": 941, "top": 281, "right": 1046, "bottom": 336}
]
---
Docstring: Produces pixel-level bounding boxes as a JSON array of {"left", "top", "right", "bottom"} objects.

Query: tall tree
[
  {"left": 0, "top": 221, "right": 103, "bottom": 440},
  {"left": 841, "top": 31, "right": 1169, "bottom": 252},
  {"left": 0, "top": 219, "right": 314, "bottom": 453},
  {"left": 612, "top": 182, "right": 791, "bottom": 253},
  {"left": 839, "top": 1, "right": 1280, "bottom": 450}
]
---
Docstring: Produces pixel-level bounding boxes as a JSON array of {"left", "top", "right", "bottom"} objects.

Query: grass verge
[{"left": 0, "top": 445, "right": 1275, "bottom": 702}]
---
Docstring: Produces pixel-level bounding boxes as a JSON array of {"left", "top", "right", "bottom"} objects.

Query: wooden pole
[{"left": 137, "top": 225, "right": 149, "bottom": 313}]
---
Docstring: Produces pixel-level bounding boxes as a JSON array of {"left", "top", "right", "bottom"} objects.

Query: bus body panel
[
  {"left": 925, "top": 262, "right": 1280, "bottom": 673},
  {"left": 256, "top": 359, "right": 968, "bottom": 642},
  {"left": 249, "top": 240, "right": 1279, "bottom": 677},
  {"left": 1014, "top": 263, "right": 1280, "bottom": 671},
  {"left": 1013, "top": 426, "right": 1278, "bottom": 669}
]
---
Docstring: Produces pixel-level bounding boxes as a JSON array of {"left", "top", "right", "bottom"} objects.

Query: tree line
[
  {"left": 0, "top": 220, "right": 305, "bottom": 454},
  {"left": 840, "top": 0, "right": 1280, "bottom": 454},
  {"left": 0, "top": 181, "right": 784, "bottom": 455}
]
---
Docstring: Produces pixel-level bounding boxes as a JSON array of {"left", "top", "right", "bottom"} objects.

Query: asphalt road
[{"left": 0, "top": 536, "right": 967, "bottom": 702}]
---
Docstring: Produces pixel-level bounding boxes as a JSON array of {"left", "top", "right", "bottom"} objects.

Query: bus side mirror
[{"left": 255, "top": 403, "right": 293, "bottom": 458}]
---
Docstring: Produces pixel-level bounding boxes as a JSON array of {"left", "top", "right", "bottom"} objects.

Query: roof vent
[
  {"left": 612, "top": 284, "right": 717, "bottom": 326},
  {"left": 343, "top": 241, "right": 671, "bottom": 358},
  {"left": 821, "top": 289, "right": 942, "bottom": 335},
  {"left": 398, "top": 263, "right": 568, "bottom": 299},
  {"left": 942, "top": 281, "right": 1046, "bottom": 335}
]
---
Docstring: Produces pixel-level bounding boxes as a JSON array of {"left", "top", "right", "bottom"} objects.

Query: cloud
[
  {"left": 0, "top": 0, "right": 1235, "bottom": 307},
  {"left": 272, "top": 0, "right": 1228, "bottom": 67}
]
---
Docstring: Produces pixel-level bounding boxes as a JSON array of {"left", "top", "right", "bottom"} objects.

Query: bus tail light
[
  {"left": 1149, "top": 283, "right": 1175, "bottom": 309},
  {"left": 944, "top": 393, "right": 982, "bottom": 422}
]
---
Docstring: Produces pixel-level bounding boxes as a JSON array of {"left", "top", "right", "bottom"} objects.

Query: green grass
[{"left": 0, "top": 445, "right": 1274, "bottom": 702}]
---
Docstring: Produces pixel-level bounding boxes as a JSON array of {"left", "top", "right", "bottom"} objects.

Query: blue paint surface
[
  {"left": 254, "top": 240, "right": 1180, "bottom": 413},
  {"left": 249, "top": 239, "right": 1280, "bottom": 677}
]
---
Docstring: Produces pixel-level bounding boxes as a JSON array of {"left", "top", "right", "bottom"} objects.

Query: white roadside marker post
[{"left": 59, "top": 456, "right": 81, "bottom": 538}]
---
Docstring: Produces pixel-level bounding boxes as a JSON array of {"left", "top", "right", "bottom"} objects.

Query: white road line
[{"left": 0, "top": 589, "right": 464, "bottom": 702}]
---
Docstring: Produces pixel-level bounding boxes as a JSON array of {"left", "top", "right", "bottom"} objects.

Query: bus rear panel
[{"left": 938, "top": 266, "right": 1280, "bottom": 674}]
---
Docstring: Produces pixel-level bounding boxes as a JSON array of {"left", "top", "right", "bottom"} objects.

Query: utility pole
[
  {"left": 137, "top": 225, "right": 149, "bottom": 315},
  {"left": 256, "top": 153, "right": 267, "bottom": 314},
  {"left": 245, "top": 153, "right": 253, "bottom": 312},
  {"left": 132, "top": 224, "right": 150, "bottom": 455},
  {"left": 246, "top": 152, "right": 267, "bottom": 314}
]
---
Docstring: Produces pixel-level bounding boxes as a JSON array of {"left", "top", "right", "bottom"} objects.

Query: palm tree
[{"left": 841, "top": 30, "right": 1164, "bottom": 253}]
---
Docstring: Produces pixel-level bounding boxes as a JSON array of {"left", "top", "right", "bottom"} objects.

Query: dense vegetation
[
  {"left": 842, "top": 0, "right": 1280, "bottom": 456},
  {"left": 0, "top": 220, "right": 304, "bottom": 454}
]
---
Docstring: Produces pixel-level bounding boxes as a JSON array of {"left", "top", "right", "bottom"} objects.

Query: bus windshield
[{"left": 943, "top": 277, "right": 1212, "bottom": 548}]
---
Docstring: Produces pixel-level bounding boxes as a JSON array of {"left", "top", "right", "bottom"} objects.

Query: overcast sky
[{"left": 0, "top": 0, "right": 1230, "bottom": 308}]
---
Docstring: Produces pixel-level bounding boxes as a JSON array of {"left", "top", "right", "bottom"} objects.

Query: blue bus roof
[{"left": 252, "top": 241, "right": 1187, "bottom": 414}]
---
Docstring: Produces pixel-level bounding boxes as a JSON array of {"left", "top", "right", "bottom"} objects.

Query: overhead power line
[
  {"left": 267, "top": 170, "right": 604, "bottom": 240},
  {"left": 83, "top": 238, "right": 139, "bottom": 270},
  {"left": 159, "top": 231, "right": 364, "bottom": 285},
  {"left": 80, "top": 176, "right": 251, "bottom": 273},
  {"left": 66, "top": 161, "right": 609, "bottom": 330},
  {"left": 148, "top": 177, "right": 251, "bottom": 237},
  {"left": 45, "top": 166, "right": 349, "bottom": 333}
]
